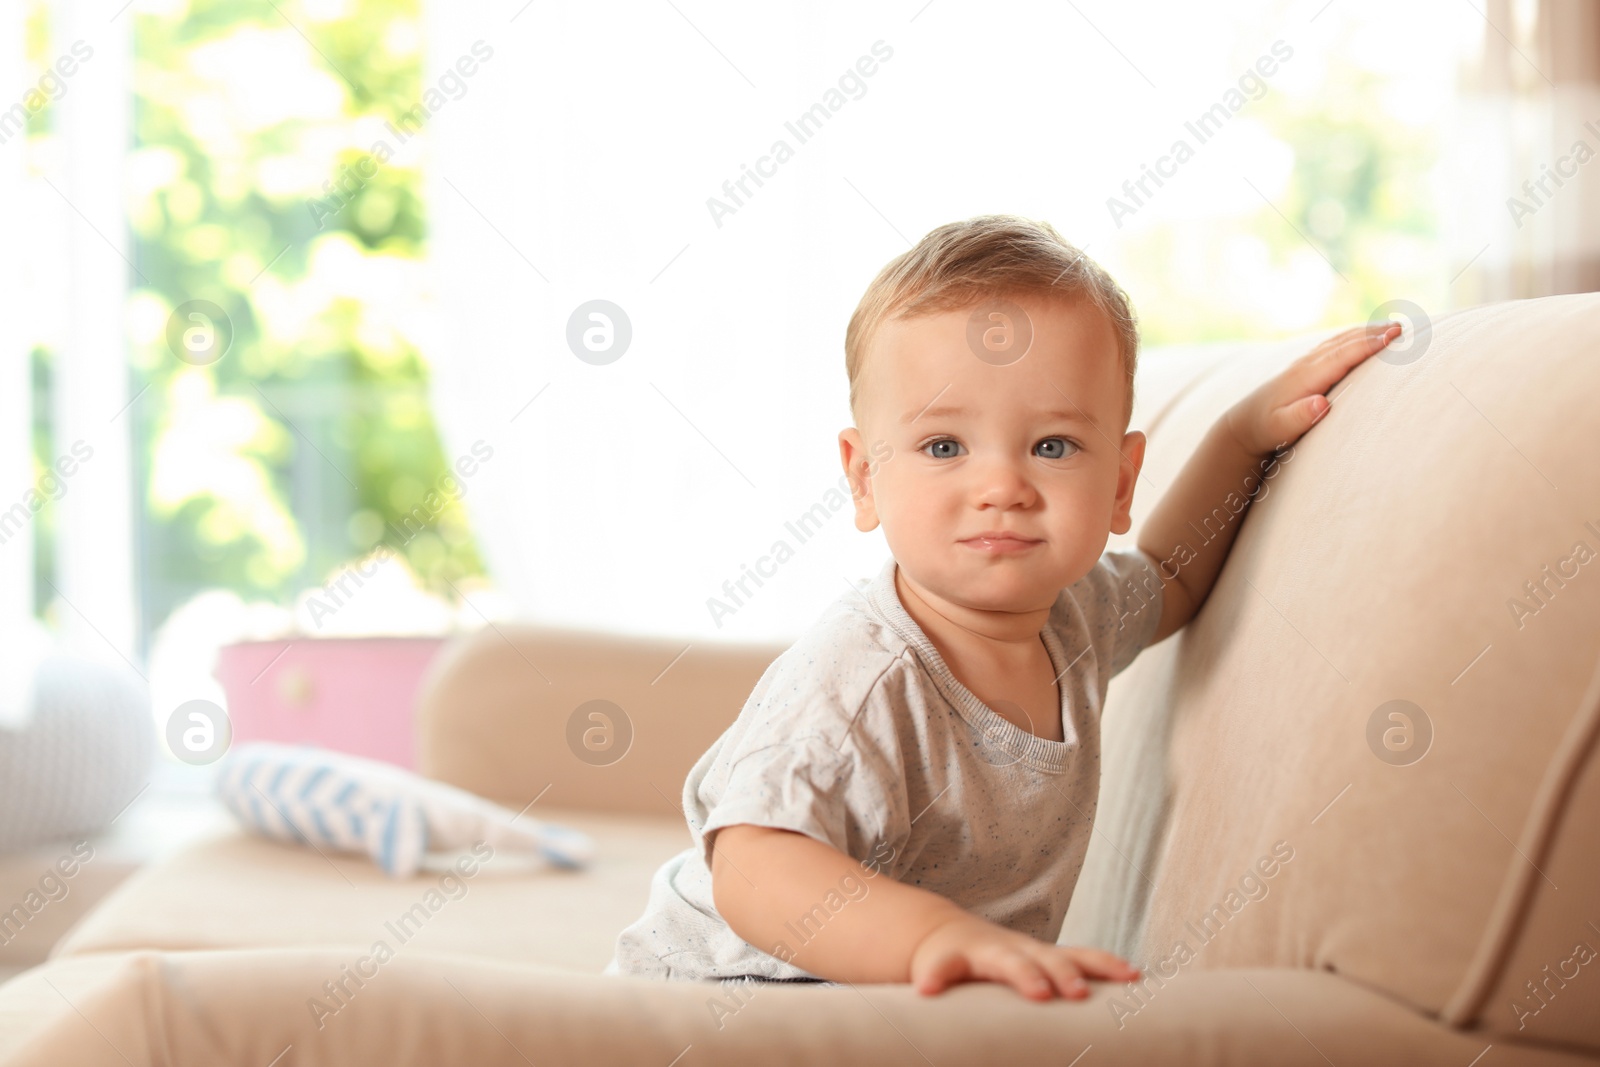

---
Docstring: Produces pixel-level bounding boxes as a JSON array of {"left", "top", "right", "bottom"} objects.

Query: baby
[{"left": 605, "top": 214, "right": 1398, "bottom": 1000}]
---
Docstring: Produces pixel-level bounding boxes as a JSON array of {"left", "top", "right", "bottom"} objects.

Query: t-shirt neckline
[{"left": 864, "top": 557, "right": 1076, "bottom": 774}]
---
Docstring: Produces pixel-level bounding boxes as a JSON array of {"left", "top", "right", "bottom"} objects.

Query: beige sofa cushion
[
  {"left": 0, "top": 952, "right": 143, "bottom": 1066},
  {"left": 1455, "top": 656, "right": 1600, "bottom": 1048},
  {"left": 51, "top": 809, "right": 688, "bottom": 972},
  {"left": 1067, "top": 294, "right": 1600, "bottom": 1054},
  {"left": 416, "top": 625, "right": 786, "bottom": 816},
  {"left": 9, "top": 949, "right": 1589, "bottom": 1067},
  {"left": 0, "top": 843, "right": 135, "bottom": 981}
]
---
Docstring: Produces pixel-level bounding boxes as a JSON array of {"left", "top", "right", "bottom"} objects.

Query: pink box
[{"left": 214, "top": 636, "right": 450, "bottom": 770}]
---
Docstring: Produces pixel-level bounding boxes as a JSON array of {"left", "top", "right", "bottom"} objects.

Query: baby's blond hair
[{"left": 844, "top": 214, "right": 1139, "bottom": 428}]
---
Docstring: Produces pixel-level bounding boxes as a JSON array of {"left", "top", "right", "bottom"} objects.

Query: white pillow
[{"left": 214, "top": 742, "right": 593, "bottom": 878}]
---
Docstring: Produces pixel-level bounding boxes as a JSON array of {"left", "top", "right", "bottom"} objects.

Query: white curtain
[
  {"left": 1451, "top": 0, "right": 1600, "bottom": 300},
  {"left": 52, "top": 1, "right": 137, "bottom": 666},
  {"left": 1, "top": 4, "right": 137, "bottom": 728},
  {"left": 0, "top": 6, "right": 31, "bottom": 727}
]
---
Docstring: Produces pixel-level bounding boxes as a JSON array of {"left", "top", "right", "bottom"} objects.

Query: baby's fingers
[
  {"left": 998, "top": 953, "right": 1062, "bottom": 1001},
  {"left": 913, "top": 950, "right": 971, "bottom": 996},
  {"left": 1286, "top": 324, "right": 1395, "bottom": 399},
  {"left": 1315, "top": 322, "right": 1400, "bottom": 364},
  {"left": 1058, "top": 946, "right": 1142, "bottom": 983},
  {"left": 1034, "top": 954, "right": 1091, "bottom": 999},
  {"left": 1250, "top": 392, "right": 1330, "bottom": 454}
]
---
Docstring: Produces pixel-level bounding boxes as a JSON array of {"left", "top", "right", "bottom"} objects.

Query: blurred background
[{"left": 2, "top": 0, "right": 1597, "bottom": 806}]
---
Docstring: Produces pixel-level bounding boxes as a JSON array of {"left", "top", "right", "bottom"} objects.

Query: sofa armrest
[
  {"left": 414, "top": 624, "right": 786, "bottom": 816},
  {"left": 5, "top": 952, "right": 1581, "bottom": 1067}
]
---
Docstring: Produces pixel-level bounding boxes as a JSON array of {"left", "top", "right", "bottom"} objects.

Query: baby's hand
[
  {"left": 1224, "top": 322, "right": 1402, "bottom": 456},
  {"left": 908, "top": 913, "right": 1140, "bottom": 1001}
]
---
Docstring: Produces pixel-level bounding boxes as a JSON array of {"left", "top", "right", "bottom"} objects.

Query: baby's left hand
[{"left": 1223, "top": 323, "right": 1402, "bottom": 456}]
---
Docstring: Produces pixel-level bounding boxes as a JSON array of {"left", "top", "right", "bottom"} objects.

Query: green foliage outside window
[{"left": 27, "top": 0, "right": 485, "bottom": 648}]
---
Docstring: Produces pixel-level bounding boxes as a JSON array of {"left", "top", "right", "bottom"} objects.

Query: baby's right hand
[{"left": 908, "top": 913, "right": 1140, "bottom": 1001}]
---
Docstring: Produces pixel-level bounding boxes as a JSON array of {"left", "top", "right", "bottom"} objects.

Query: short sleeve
[
  {"left": 698, "top": 734, "right": 897, "bottom": 874},
  {"left": 1066, "top": 546, "right": 1166, "bottom": 678}
]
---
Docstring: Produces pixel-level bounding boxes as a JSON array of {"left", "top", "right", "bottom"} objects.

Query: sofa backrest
[
  {"left": 1063, "top": 293, "right": 1600, "bottom": 1054},
  {"left": 415, "top": 625, "right": 784, "bottom": 819}
]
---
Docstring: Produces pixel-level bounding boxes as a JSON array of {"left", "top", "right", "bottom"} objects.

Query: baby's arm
[
  {"left": 1136, "top": 323, "right": 1401, "bottom": 645},
  {"left": 711, "top": 824, "right": 1139, "bottom": 999}
]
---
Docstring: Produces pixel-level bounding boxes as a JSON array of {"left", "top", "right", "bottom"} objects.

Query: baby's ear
[
  {"left": 1110, "top": 429, "right": 1147, "bottom": 535},
  {"left": 838, "top": 428, "right": 881, "bottom": 533}
]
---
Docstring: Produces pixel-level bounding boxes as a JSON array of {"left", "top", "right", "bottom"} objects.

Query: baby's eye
[
  {"left": 1035, "top": 437, "right": 1079, "bottom": 459},
  {"left": 923, "top": 438, "right": 965, "bottom": 459}
]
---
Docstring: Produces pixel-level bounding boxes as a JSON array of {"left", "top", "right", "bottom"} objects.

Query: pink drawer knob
[{"left": 278, "top": 665, "right": 315, "bottom": 708}]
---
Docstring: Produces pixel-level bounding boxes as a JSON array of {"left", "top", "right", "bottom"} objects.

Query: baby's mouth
[{"left": 960, "top": 534, "right": 1043, "bottom": 553}]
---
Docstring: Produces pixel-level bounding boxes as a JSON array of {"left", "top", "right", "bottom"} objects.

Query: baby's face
[{"left": 839, "top": 292, "right": 1145, "bottom": 616}]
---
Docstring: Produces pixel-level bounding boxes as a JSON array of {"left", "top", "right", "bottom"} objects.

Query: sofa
[{"left": 1, "top": 292, "right": 1597, "bottom": 1065}]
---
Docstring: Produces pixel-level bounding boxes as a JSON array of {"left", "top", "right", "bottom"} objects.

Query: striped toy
[{"left": 213, "top": 741, "right": 593, "bottom": 878}]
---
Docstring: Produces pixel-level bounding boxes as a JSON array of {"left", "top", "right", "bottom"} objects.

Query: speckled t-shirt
[{"left": 603, "top": 548, "right": 1165, "bottom": 982}]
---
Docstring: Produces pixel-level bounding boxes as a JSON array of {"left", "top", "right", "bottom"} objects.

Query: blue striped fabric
[{"left": 214, "top": 742, "right": 593, "bottom": 878}]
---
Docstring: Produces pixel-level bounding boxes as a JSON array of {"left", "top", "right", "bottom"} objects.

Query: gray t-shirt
[{"left": 603, "top": 548, "right": 1165, "bottom": 982}]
